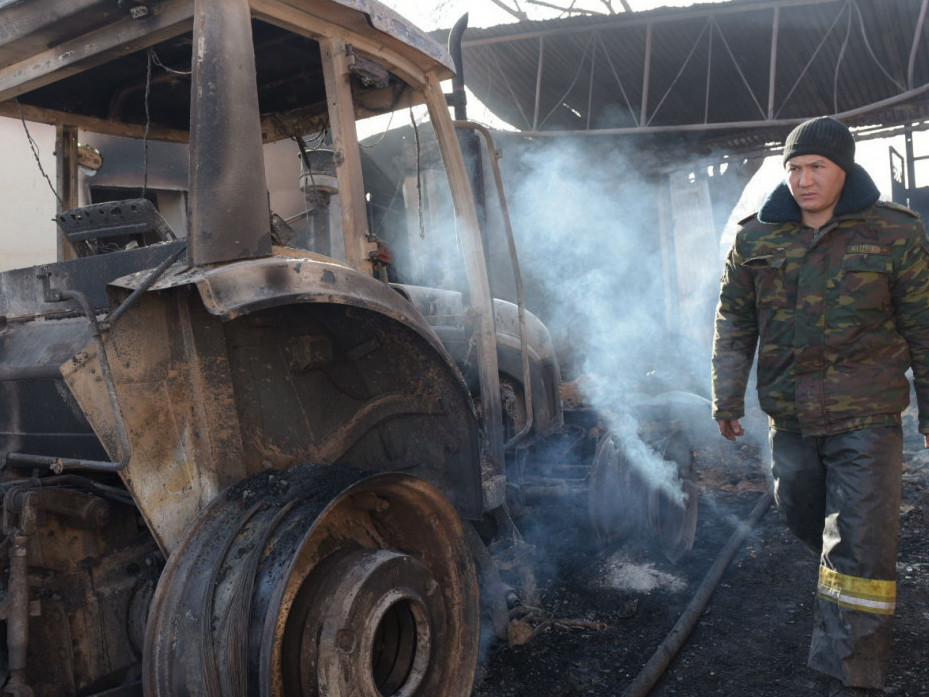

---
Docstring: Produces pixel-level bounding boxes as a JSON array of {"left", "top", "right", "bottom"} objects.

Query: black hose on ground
[{"left": 621, "top": 489, "right": 775, "bottom": 697}]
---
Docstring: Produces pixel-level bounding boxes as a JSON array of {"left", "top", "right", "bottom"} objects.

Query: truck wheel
[
  {"left": 589, "top": 429, "right": 698, "bottom": 562},
  {"left": 143, "top": 464, "right": 480, "bottom": 697}
]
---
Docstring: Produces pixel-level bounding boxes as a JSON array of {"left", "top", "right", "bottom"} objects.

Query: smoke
[{"left": 496, "top": 136, "right": 728, "bottom": 502}]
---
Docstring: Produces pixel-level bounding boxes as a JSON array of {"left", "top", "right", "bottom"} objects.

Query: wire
[
  {"left": 141, "top": 49, "right": 154, "bottom": 199},
  {"left": 16, "top": 100, "right": 64, "bottom": 207},
  {"left": 409, "top": 107, "right": 425, "bottom": 240},
  {"left": 149, "top": 48, "right": 192, "bottom": 75},
  {"left": 359, "top": 108, "right": 396, "bottom": 148}
]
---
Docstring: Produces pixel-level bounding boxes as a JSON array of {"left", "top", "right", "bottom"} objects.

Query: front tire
[{"left": 143, "top": 464, "right": 480, "bottom": 697}]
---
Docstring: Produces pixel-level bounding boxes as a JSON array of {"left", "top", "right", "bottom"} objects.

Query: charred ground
[{"left": 474, "top": 437, "right": 929, "bottom": 697}]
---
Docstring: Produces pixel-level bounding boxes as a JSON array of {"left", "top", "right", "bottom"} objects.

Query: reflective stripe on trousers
[
  {"left": 817, "top": 566, "right": 896, "bottom": 615},
  {"left": 770, "top": 425, "right": 902, "bottom": 689}
]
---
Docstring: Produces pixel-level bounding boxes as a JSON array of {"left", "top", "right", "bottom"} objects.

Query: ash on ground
[{"left": 474, "top": 436, "right": 929, "bottom": 697}]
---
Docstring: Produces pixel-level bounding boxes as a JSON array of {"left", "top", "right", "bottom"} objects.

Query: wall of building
[{"left": 0, "top": 116, "right": 59, "bottom": 271}]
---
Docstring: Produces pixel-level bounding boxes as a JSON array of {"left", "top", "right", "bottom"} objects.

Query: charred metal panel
[
  {"left": 63, "top": 288, "right": 247, "bottom": 553},
  {"left": 0, "top": 241, "right": 185, "bottom": 318},
  {"left": 58, "top": 199, "right": 176, "bottom": 252},
  {"left": 0, "top": 0, "right": 195, "bottom": 105},
  {"left": 65, "top": 257, "right": 483, "bottom": 551},
  {"left": 187, "top": 0, "right": 271, "bottom": 265},
  {"left": 112, "top": 254, "right": 454, "bottom": 337},
  {"left": 0, "top": 0, "right": 135, "bottom": 62},
  {"left": 0, "top": 240, "right": 187, "bottom": 478},
  {"left": 223, "top": 302, "right": 483, "bottom": 516},
  {"left": 0, "top": 317, "right": 105, "bottom": 462},
  {"left": 395, "top": 284, "right": 564, "bottom": 438}
]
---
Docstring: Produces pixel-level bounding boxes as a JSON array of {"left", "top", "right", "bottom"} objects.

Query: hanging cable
[
  {"left": 358, "top": 108, "right": 396, "bottom": 148},
  {"left": 409, "top": 107, "right": 425, "bottom": 240},
  {"left": 359, "top": 84, "right": 409, "bottom": 149},
  {"left": 141, "top": 48, "right": 154, "bottom": 199},
  {"left": 16, "top": 100, "right": 64, "bottom": 207},
  {"left": 149, "top": 49, "right": 192, "bottom": 76}
]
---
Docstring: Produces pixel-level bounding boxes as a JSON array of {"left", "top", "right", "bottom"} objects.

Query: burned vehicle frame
[{"left": 0, "top": 1, "right": 697, "bottom": 696}]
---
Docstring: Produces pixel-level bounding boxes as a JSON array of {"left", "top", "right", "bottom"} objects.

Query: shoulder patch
[{"left": 875, "top": 200, "right": 920, "bottom": 219}]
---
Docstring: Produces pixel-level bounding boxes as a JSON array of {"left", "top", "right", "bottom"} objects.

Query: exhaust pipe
[{"left": 187, "top": 0, "right": 271, "bottom": 265}]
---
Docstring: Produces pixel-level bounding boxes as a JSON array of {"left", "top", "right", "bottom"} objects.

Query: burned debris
[{"left": 0, "top": 1, "right": 697, "bottom": 696}]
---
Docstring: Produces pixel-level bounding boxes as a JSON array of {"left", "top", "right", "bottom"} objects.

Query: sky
[{"left": 378, "top": 0, "right": 724, "bottom": 31}]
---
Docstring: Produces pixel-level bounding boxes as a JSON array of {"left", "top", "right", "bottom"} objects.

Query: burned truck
[{"left": 0, "top": 1, "right": 697, "bottom": 696}]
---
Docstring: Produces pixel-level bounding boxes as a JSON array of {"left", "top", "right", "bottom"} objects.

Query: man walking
[{"left": 712, "top": 116, "right": 929, "bottom": 696}]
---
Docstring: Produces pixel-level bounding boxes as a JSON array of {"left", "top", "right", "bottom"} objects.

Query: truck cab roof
[{"left": 0, "top": 0, "right": 455, "bottom": 143}]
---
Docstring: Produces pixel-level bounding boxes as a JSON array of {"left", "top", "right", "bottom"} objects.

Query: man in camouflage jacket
[{"left": 712, "top": 116, "right": 929, "bottom": 697}]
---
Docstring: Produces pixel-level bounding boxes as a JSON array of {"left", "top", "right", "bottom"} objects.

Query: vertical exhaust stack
[{"left": 187, "top": 0, "right": 272, "bottom": 266}]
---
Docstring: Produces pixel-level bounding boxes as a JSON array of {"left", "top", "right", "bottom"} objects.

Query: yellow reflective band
[{"left": 817, "top": 566, "right": 896, "bottom": 616}]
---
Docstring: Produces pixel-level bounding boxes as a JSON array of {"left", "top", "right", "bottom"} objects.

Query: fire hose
[{"left": 621, "top": 489, "right": 775, "bottom": 697}]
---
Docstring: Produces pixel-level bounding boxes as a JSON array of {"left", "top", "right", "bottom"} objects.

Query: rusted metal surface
[
  {"left": 320, "top": 33, "right": 376, "bottom": 272},
  {"left": 0, "top": 476, "right": 162, "bottom": 697},
  {"left": 144, "top": 465, "right": 480, "bottom": 697},
  {"left": 0, "top": 2, "right": 703, "bottom": 696},
  {"left": 64, "top": 256, "right": 484, "bottom": 551}
]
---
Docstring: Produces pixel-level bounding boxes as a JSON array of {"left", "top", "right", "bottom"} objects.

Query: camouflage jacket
[{"left": 712, "top": 165, "right": 929, "bottom": 436}]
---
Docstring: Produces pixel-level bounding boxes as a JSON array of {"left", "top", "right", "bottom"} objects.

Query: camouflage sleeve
[
  {"left": 711, "top": 235, "right": 758, "bottom": 420},
  {"left": 891, "top": 218, "right": 929, "bottom": 433}
]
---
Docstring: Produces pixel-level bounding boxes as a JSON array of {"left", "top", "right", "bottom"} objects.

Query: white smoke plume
[{"left": 498, "top": 136, "right": 732, "bottom": 501}]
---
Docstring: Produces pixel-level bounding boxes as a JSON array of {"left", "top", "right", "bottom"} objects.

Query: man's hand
[
  {"left": 717, "top": 419, "right": 745, "bottom": 441},
  {"left": 924, "top": 433, "right": 929, "bottom": 449}
]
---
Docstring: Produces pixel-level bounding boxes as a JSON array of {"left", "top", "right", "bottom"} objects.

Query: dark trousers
[{"left": 770, "top": 426, "right": 903, "bottom": 689}]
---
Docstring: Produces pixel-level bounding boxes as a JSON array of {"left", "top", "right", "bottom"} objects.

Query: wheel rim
[
  {"left": 589, "top": 430, "right": 698, "bottom": 561},
  {"left": 286, "top": 548, "right": 436, "bottom": 697},
  {"left": 143, "top": 464, "right": 479, "bottom": 697},
  {"left": 647, "top": 430, "right": 699, "bottom": 562}
]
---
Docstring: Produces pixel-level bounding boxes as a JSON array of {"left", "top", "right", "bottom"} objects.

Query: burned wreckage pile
[{"left": 0, "top": 2, "right": 706, "bottom": 696}]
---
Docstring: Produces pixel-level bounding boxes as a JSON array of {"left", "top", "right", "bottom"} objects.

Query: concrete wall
[
  {"left": 0, "top": 118, "right": 316, "bottom": 274},
  {"left": 0, "top": 116, "right": 59, "bottom": 271}
]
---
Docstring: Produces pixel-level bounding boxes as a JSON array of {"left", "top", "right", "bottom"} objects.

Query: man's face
[{"left": 786, "top": 154, "right": 847, "bottom": 223}]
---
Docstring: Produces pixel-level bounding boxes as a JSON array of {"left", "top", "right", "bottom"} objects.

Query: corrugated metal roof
[{"left": 458, "top": 0, "right": 929, "bottom": 154}]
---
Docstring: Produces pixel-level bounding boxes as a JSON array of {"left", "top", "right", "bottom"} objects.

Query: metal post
[
  {"left": 55, "top": 124, "right": 78, "bottom": 261},
  {"left": 640, "top": 22, "right": 652, "bottom": 127},
  {"left": 908, "top": 0, "right": 929, "bottom": 90},
  {"left": 767, "top": 6, "right": 780, "bottom": 120},
  {"left": 532, "top": 34, "right": 544, "bottom": 132}
]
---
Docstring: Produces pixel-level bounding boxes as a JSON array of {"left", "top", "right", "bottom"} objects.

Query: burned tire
[{"left": 143, "top": 464, "right": 480, "bottom": 697}]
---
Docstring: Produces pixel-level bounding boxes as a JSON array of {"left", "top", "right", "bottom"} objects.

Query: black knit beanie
[{"left": 782, "top": 116, "right": 855, "bottom": 172}]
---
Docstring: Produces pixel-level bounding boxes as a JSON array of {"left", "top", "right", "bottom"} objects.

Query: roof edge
[{"left": 332, "top": 0, "right": 455, "bottom": 74}]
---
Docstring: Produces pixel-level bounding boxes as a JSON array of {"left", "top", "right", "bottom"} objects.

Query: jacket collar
[{"left": 757, "top": 163, "right": 881, "bottom": 225}]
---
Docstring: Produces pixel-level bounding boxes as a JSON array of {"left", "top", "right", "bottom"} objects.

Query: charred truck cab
[{"left": 0, "top": 1, "right": 695, "bottom": 696}]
